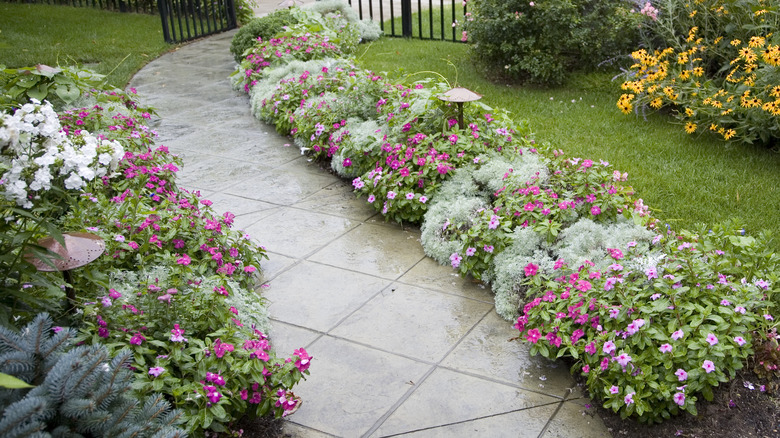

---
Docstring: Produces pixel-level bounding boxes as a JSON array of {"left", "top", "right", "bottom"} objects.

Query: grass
[
  {"left": 357, "top": 38, "right": 780, "bottom": 246},
  {"left": 0, "top": 3, "right": 172, "bottom": 87}
]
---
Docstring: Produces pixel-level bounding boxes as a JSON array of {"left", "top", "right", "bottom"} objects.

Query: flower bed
[
  {"left": 233, "top": 2, "right": 779, "bottom": 424},
  {"left": 0, "top": 68, "right": 309, "bottom": 434}
]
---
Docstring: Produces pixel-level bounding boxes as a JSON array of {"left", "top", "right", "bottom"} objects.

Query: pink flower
[
  {"left": 449, "top": 252, "right": 462, "bottom": 268},
  {"left": 702, "top": 360, "right": 716, "bottom": 373},
  {"left": 624, "top": 392, "right": 635, "bottom": 405},
  {"left": 170, "top": 324, "right": 187, "bottom": 343},
  {"left": 128, "top": 241, "right": 139, "bottom": 250},
  {"left": 706, "top": 333, "right": 718, "bottom": 346},
  {"left": 419, "top": 196, "right": 428, "bottom": 203},
  {"left": 609, "top": 385, "right": 619, "bottom": 394},
  {"left": 488, "top": 215, "right": 500, "bottom": 229},
  {"left": 524, "top": 263, "right": 538, "bottom": 277},
  {"left": 590, "top": 205, "right": 601, "bottom": 216},
  {"left": 603, "top": 340, "right": 616, "bottom": 354},
  {"left": 367, "top": 195, "right": 376, "bottom": 203},
  {"left": 675, "top": 368, "right": 688, "bottom": 381},
  {"left": 582, "top": 365, "right": 590, "bottom": 373},
  {"left": 214, "top": 338, "right": 235, "bottom": 358},
  {"left": 176, "top": 254, "right": 191, "bottom": 265},
  {"left": 483, "top": 245, "right": 494, "bottom": 253},
  {"left": 294, "top": 348, "right": 312, "bottom": 372},
  {"left": 149, "top": 366, "right": 165, "bottom": 377},
  {"left": 465, "top": 247, "right": 476, "bottom": 257},
  {"left": 734, "top": 336, "right": 747, "bottom": 346},
  {"left": 130, "top": 333, "right": 146, "bottom": 345},
  {"left": 615, "top": 353, "right": 632, "bottom": 367},
  {"left": 575, "top": 279, "right": 592, "bottom": 292},
  {"left": 659, "top": 343, "right": 673, "bottom": 353},
  {"left": 405, "top": 192, "right": 415, "bottom": 200},
  {"left": 673, "top": 392, "right": 685, "bottom": 406},
  {"left": 203, "top": 385, "right": 222, "bottom": 404},
  {"left": 671, "top": 329, "right": 684, "bottom": 340},
  {"left": 387, "top": 191, "right": 396, "bottom": 200},
  {"left": 526, "top": 328, "right": 542, "bottom": 344}
]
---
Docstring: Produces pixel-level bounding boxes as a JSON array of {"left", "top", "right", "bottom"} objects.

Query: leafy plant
[{"left": 230, "top": 8, "right": 299, "bottom": 63}]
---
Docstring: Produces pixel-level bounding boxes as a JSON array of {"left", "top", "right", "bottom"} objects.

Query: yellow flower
[
  {"left": 689, "top": 10, "right": 697, "bottom": 18},
  {"left": 687, "top": 27, "right": 698, "bottom": 43},
  {"left": 744, "top": 63, "right": 757, "bottom": 73},
  {"left": 685, "top": 107, "right": 695, "bottom": 117},
  {"left": 617, "top": 94, "right": 634, "bottom": 114},
  {"left": 755, "top": 9, "right": 768, "bottom": 16},
  {"left": 721, "top": 108, "right": 732, "bottom": 115},
  {"left": 709, "top": 123, "right": 718, "bottom": 131},
  {"left": 723, "top": 129, "right": 736, "bottom": 140},
  {"left": 714, "top": 36, "right": 723, "bottom": 45},
  {"left": 677, "top": 53, "right": 689, "bottom": 64},
  {"left": 650, "top": 97, "right": 663, "bottom": 109},
  {"left": 749, "top": 36, "right": 766, "bottom": 48},
  {"left": 685, "top": 122, "right": 697, "bottom": 134},
  {"left": 731, "top": 39, "right": 742, "bottom": 47},
  {"left": 770, "top": 86, "right": 780, "bottom": 98},
  {"left": 679, "top": 70, "right": 691, "bottom": 80},
  {"left": 692, "top": 67, "right": 704, "bottom": 76}
]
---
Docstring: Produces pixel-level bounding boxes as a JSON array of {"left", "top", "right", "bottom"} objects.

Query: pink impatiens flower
[
  {"left": 659, "top": 343, "right": 673, "bottom": 353},
  {"left": 525, "top": 328, "right": 542, "bottom": 344},
  {"left": 615, "top": 353, "right": 632, "bottom": 367},
  {"left": 148, "top": 366, "right": 165, "bottom": 377},
  {"left": 624, "top": 392, "right": 635, "bottom": 405},
  {"left": 488, "top": 215, "right": 500, "bottom": 229},
  {"left": 706, "top": 333, "right": 718, "bottom": 346},
  {"left": 673, "top": 392, "right": 685, "bottom": 406},
  {"left": 702, "top": 360, "right": 716, "bottom": 373},
  {"left": 170, "top": 324, "right": 187, "bottom": 343},
  {"left": 675, "top": 368, "right": 688, "bottom": 381},
  {"left": 671, "top": 329, "right": 684, "bottom": 340},
  {"left": 524, "top": 263, "right": 538, "bottom": 277},
  {"left": 176, "top": 254, "right": 191, "bottom": 265},
  {"left": 734, "top": 336, "right": 747, "bottom": 346},
  {"left": 130, "top": 333, "right": 146, "bottom": 345},
  {"left": 449, "top": 252, "right": 462, "bottom": 268},
  {"left": 603, "top": 340, "right": 616, "bottom": 354},
  {"left": 609, "top": 385, "right": 619, "bottom": 394},
  {"left": 293, "top": 348, "right": 311, "bottom": 372}
]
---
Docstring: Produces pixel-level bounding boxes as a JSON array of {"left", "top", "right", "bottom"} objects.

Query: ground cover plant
[
  {"left": 232, "top": 1, "right": 780, "bottom": 430},
  {"left": 617, "top": 0, "right": 780, "bottom": 146},
  {"left": 0, "top": 66, "right": 309, "bottom": 434},
  {"left": 0, "top": 3, "right": 171, "bottom": 88}
]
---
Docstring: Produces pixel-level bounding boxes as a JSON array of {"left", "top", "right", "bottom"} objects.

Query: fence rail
[{"left": 346, "top": 0, "right": 467, "bottom": 43}]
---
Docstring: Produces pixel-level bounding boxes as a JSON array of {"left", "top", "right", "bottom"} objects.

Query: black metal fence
[
  {"left": 6, "top": 0, "right": 237, "bottom": 44},
  {"left": 346, "top": 0, "right": 468, "bottom": 43},
  {"left": 4, "top": 0, "right": 156, "bottom": 12},
  {"left": 158, "top": 0, "right": 237, "bottom": 43}
]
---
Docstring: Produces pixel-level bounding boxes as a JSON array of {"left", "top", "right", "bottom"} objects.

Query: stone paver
[{"left": 129, "top": 27, "right": 609, "bottom": 438}]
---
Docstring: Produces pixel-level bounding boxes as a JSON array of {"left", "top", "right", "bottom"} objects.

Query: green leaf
[
  {"left": 54, "top": 83, "right": 80, "bottom": 103},
  {"left": 0, "top": 372, "right": 33, "bottom": 389}
]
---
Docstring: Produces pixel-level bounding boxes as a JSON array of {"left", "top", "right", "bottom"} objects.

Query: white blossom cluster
[{"left": 0, "top": 100, "right": 124, "bottom": 208}]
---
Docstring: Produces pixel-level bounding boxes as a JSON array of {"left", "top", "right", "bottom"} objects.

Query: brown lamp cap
[
  {"left": 25, "top": 232, "right": 105, "bottom": 272},
  {"left": 438, "top": 87, "right": 482, "bottom": 103}
]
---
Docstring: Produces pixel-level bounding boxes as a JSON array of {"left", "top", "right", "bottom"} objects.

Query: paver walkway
[{"left": 128, "top": 30, "right": 609, "bottom": 438}]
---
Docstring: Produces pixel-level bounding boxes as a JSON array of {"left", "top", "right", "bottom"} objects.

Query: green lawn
[
  {"left": 358, "top": 38, "right": 780, "bottom": 245},
  {"left": 0, "top": 3, "right": 171, "bottom": 87}
]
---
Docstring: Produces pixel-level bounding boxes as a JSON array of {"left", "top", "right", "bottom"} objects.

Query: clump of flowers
[{"left": 514, "top": 222, "right": 779, "bottom": 422}]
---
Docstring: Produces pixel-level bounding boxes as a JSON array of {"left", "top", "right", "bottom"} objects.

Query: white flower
[{"left": 64, "top": 173, "right": 84, "bottom": 190}]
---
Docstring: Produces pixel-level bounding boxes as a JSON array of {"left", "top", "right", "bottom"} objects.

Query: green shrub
[
  {"left": 465, "top": 0, "right": 646, "bottom": 84},
  {"left": 230, "top": 8, "right": 298, "bottom": 63}
]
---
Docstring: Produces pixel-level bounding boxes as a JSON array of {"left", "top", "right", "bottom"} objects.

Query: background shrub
[
  {"left": 230, "top": 8, "right": 298, "bottom": 62},
  {"left": 465, "top": 0, "right": 646, "bottom": 84}
]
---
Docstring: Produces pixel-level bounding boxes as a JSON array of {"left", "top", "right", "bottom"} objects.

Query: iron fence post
[{"left": 401, "top": 0, "right": 412, "bottom": 37}]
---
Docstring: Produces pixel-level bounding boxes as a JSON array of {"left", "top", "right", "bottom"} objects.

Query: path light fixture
[
  {"left": 25, "top": 232, "right": 105, "bottom": 312},
  {"left": 438, "top": 87, "right": 482, "bottom": 129}
]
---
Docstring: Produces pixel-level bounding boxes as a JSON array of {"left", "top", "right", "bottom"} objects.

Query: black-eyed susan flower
[
  {"left": 749, "top": 36, "right": 765, "bottom": 48},
  {"left": 685, "top": 122, "right": 697, "bottom": 134},
  {"left": 724, "top": 129, "right": 736, "bottom": 140}
]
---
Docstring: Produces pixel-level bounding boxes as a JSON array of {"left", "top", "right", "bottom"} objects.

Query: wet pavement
[{"left": 128, "top": 28, "right": 609, "bottom": 438}]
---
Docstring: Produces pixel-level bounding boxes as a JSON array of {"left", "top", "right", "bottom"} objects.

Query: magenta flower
[
  {"left": 615, "top": 353, "right": 632, "bottom": 367},
  {"left": 582, "top": 365, "right": 590, "bottom": 373},
  {"left": 575, "top": 279, "right": 592, "bottom": 292},
  {"left": 203, "top": 385, "right": 222, "bottom": 404},
  {"left": 673, "top": 392, "right": 685, "bottom": 406},
  {"left": 214, "top": 339, "right": 235, "bottom": 358},
  {"left": 590, "top": 205, "right": 601, "bottom": 216},
  {"left": 609, "top": 385, "right": 619, "bottom": 394},
  {"left": 675, "top": 368, "right": 688, "bottom": 381},
  {"left": 702, "top": 360, "right": 716, "bottom": 373},
  {"left": 98, "top": 327, "right": 109, "bottom": 338},
  {"left": 603, "top": 340, "right": 616, "bottom": 354},
  {"left": 659, "top": 343, "right": 673, "bottom": 353},
  {"left": 524, "top": 263, "right": 538, "bottom": 277},
  {"left": 405, "top": 192, "right": 415, "bottom": 200},
  {"left": 525, "top": 328, "right": 542, "bottom": 344},
  {"left": 176, "top": 254, "right": 191, "bottom": 265},
  {"left": 128, "top": 241, "right": 139, "bottom": 250},
  {"left": 449, "top": 252, "right": 462, "bottom": 268},
  {"left": 734, "top": 336, "right": 746, "bottom": 346},
  {"left": 343, "top": 158, "right": 352, "bottom": 167},
  {"left": 130, "top": 333, "right": 146, "bottom": 345},
  {"left": 294, "top": 348, "right": 311, "bottom": 372},
  {"left": 170, "top": 324, "right": 187, "bottom": 343},
  {"left": 624, "top": 392, "right": 635, "bottom": 405},
  {"left": 149, "top": 366, "right": 165, "bottom": 377},
  {"left": 108, "top": 289, "right": 122, "bottom": 299},
  {"left": 483, "top": 245, "right": 494, "bottom": 253},
  {"left": 734, "top": 306, "right": 746, "bottom": 314},
  {"left": 706, "top": 333, "right": 718, "bottom": 346}
]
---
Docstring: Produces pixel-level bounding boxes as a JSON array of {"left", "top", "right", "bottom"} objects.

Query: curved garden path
[{"left": 128, "top": 30, "right": 608, "bottom": 438}]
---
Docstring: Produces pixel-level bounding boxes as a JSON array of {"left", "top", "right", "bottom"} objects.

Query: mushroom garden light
[{"left": 438, "top": 87, "right": 482, "bottom": 129}]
